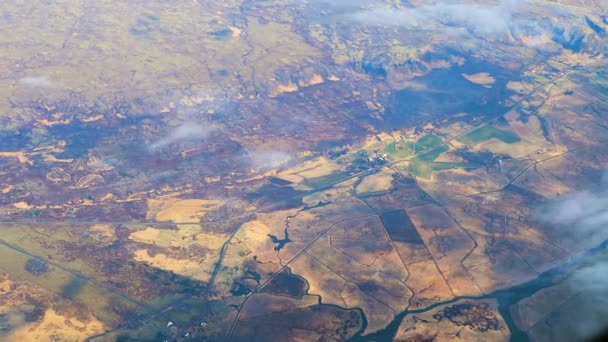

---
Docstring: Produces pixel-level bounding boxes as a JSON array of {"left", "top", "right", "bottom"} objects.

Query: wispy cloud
[
  {"left": 307, "top": 0, "right": 575, "bottom": 47},
  {"left": 247, "top": 150, "right": 291, "bottom": 169},
  {"left": 343, "top": 0, "right": 527, "bottom": 36},
  {"left": 149, "top": 122, "right": 216, "bottom": 151},
  {"left": 565, "top": 261, "right": 608, "bottom": 339},
  {"left": 18, "top": 76, "right": 55, "bottom": 88},
  {"left": 537, "top": 174, "right": 608, "bottom": 244},
  {"left": 536, "top": 173, "right": 608, "bottom": 339}
]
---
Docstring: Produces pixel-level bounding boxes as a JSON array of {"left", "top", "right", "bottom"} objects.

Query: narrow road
[
  {"left": 2, "top": 54, "right": 605, "bottom": 342},
  {"left": 224, "top": 213, "right": 379, "bottom": 341}
]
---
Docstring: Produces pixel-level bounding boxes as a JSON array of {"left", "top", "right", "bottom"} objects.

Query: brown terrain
[{"left": 0, "top": 0, "right": 608, "bottom": 341}]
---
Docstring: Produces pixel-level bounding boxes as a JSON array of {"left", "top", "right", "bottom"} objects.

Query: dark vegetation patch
[
  {"left": 358, "top": 281, "right": 380, "bottom": 294},
  {"left": 25, "top": 258, "right": 49, "bottom": 276},
  {"left": 328, "top": 148, "right": 348, "bottom": 160},
  {"left": 23, "top": 304, "right": 46, "bottom": 323},
  {"left": 61, "top": 278, "right": 85, "bottom": 299},
  {"left": 242, "top": 269, "right": 262, "bottom": 284},
  {"left": 262, "top": 268, "right": 309, "bottom": 299},
  {"left": 246, "top": 183, "right": 302, "bottom": 201},
  {"left": 432, "top": 303, "right": 501, "bottom": 332},
  {"left": 246, "top": 183, "right": 305, "bottom": 209},
  {"left": 230, "top": 282, "right": 253, "bottom": 297},
  {"left": 456, "top": 149, "right": 510, "bottom": 168},
  {"left": 379, "top": 210, "right": 423, "bottom": 244},
  {"left": 230, "top": 305, "right": 363, "bottom": 341}
]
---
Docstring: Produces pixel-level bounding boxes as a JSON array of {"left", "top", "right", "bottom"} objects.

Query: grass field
[
  {"left": 409, "top": 145, "right": 450, "bottom": 178},
  {"left": 408, "top": 146, "right": 483, "bottom": 179},
  {"left": 431, "top": 162, "right": 483, "bottom": 171},
  {"left": 415, "top": 135, "right": 443, "bottom": 151},
  {"left": 303, "top": 171, "right": 350, "bottom": 188},
  {"left": 457, "top": 125, "right": 520, "bottom": 145},
  {"left": 384, "top": 135, "right": 442, "bottom": 160}
]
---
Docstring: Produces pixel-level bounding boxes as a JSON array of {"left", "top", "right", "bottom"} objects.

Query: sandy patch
[
  {"left": 6, "top": 308, "right": 106, "bottom": 342},
  {"left": 298, "top": 74, "right": 324, "bottom": 87},
  {"left": 0, "top": 152, "right": 31, "bottom": 164},
  {"left": 355, "top": 168, "right": 395, "bottom": 195},
  {"left": 12, "top": 202, "right": 33, "bottom": 209},
  {"left": 129, "top": 225, "right": 228, "bottom": 249},
  {"left": 147, "top": 198, "right": 223, "bottom": 223},
  {"left": 133, "top": 249, "right": 215, "bottom": 282},
  {"left": 269, "top": 81, "right": 299, "bottom": 97},
  {"left": 232, "top": 220, "right": 277, "bottom": 263}
]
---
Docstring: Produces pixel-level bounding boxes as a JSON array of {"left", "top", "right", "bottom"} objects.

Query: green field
[
  {"left": 384, "top": 141, "right": 411, "bottom": 159},
  {"left": 409, "top": 145, "right": 449, "bottom": 178},
  {"left": 415, "top": 144, "right": 449, "bottom": 161},
  {"left": 408, "top": 146, "right": 482, "bottom": 179},
  {"left": 384, "top": 141, "right": 398, "bottom": 153},
  {"left": 410, "top": 161, "right": 433, "bottom": 179},
  {"left": 431, "top": 162, "right": 483, "bottom": 171},
  {"left": 384, "top": 135, "right": 442, "bottom": 159},
  {"left": 415, "top": 135, "right": 443, "bottom": 151},
  {"left": 303, "top": 171, "right": 350, "bottom": 188},
  {"left": 457, "top": 125, "right": 520, "bottom": 145}
]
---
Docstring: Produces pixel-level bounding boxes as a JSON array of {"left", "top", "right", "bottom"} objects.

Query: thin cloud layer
[
  {"left": 310, "top": 0, "right": 576, "bottom": 46},
  {"left": 18, "top": 76, "right": 55, "bottom": 88},
  {"left": 345, "top": 0, "right": 526, "bottom": 36},
  {"left": 537, "top": 183, "right": 608, "bottom": 243},
  {"left": 566, "top": 261, "right": 608, "bottom": 339},
  {"left": 537, "top": 175, "right": 608, "bottom": 339},
  {"left": 149, "top": 122, "right": 216, "bottom": 151},
  {"left": 248, "top": 150, "right": 291, "bottom": 169}
]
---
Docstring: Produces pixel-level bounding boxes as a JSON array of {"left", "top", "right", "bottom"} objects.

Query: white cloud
[
  {"left": 536, "top": 174, "right": 608, "bottom": 339},
  {"left": 566, "top": 261, "right": 608, "bottom": 339},
  {"left": 537, "top": 183, "right": 608, "bottom": 243},
  {"left": 18, "top": 76, "right": 55, "bottom": 88},
  {"left": 248, "top": 150, "right": 291, "bottom": 169},
  {"left": 344, "top": 0, "right": 526, "bottom": 36},
  {"left": 149, "top": 122, "right": 216, "bottom": 151},
  {"left": 307, "top": 0, "right": 571, "bottom": 47}
]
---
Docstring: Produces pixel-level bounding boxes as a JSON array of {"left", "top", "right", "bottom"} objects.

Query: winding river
[{"left": 349, "top": 239, "right": 608, "bottom": 341}]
